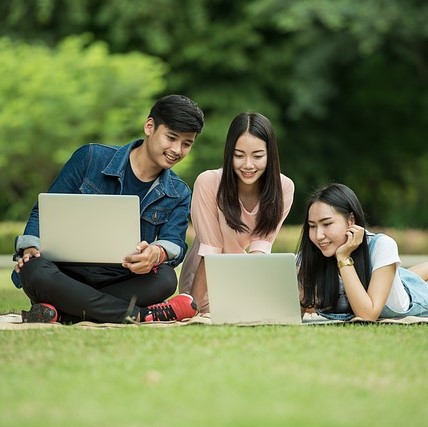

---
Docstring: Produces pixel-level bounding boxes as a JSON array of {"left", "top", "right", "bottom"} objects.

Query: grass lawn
[{"left": 1, "top": 269, "right": 427, "bottom": 427}]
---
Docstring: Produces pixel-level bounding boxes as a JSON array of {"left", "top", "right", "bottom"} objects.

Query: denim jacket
[{"left": 12, "top": 139, "right": 191, "bottom": 288}]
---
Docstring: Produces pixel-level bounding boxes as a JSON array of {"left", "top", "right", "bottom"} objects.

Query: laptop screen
[
  {"left": 205, "top": 253, "right": 302, "bottom": 325},
  {"left": 38, "top": 193, "right": 141, "bottom": 264}
]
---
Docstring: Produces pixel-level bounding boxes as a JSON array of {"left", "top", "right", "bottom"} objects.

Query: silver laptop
[
  {"left": 38, "top": 193, "right": 141, "bottom": 264},
  {"left": 205, "top": 253, "right": 302, "bottom": 325}
]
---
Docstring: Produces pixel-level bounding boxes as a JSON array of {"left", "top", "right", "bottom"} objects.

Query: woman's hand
[{"left": 335, "top": 225, "right": 365, "bottom": 260}]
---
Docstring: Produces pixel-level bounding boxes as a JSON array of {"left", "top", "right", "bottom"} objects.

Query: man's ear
[{"left": 144, "top": 117, "right": 155, "bottom": 136}]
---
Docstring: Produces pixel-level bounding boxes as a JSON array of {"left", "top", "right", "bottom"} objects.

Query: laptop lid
[
  {"left": 38, "top": 193, "right": 141, "bottom": 264},
  {"left": 205, "top": 253, "right": 302, "bottom": 325}
]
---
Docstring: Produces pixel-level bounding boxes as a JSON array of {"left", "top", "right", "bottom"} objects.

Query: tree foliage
[
  {"left": 0, "top": 34, "right": 166, "bottom": 219},
  {"left": 1, "top": 0, "right": 427, "bottom": 226}
]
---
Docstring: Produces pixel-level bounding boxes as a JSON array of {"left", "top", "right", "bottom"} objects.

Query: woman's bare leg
[{"left": 408, "top": 261, "right": 428, "bottom": 282}]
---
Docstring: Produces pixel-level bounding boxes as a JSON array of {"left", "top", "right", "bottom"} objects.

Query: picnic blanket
[{"left": 1, "top": 312, "right": 427, "bottom": 329}]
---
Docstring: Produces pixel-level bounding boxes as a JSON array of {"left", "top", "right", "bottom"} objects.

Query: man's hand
[
  {"left": 14, "top": 247, "right": 41, "bottom": 273},
  {"left": 122, "top": 241, "right": 160, "bottom": 274}
]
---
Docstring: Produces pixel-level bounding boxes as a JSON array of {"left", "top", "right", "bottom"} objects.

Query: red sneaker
[
  {"left": 144, "top": 294, "right": 198, "bottom": 322},
  {"left": 21, "top": 303, "right": 59, "bottom": 323}
]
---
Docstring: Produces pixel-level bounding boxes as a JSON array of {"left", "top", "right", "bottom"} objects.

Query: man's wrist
[{"left": 155, "top": 245, "right": 167, "bottom": 264}]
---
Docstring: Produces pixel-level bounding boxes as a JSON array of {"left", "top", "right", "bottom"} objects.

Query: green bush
[
  {"left": 0, "top": 34, "right": 167, "bottom": 220},
  {"left": 0, "top": 222, "right": 25, "bottom": 255}
]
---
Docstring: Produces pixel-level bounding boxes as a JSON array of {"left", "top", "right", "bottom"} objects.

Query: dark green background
[{"left": 1, "top": 0, "right": 427, "bottom": 227}]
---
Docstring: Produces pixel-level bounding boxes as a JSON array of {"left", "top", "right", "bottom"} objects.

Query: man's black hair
[{"left": 149, "top": 94, "right": 204, "bottom": 134}]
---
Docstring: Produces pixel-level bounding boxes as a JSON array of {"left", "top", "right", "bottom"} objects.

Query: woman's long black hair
[
  {"left": 216, "top": 112, "right": 284, "bottom": 237},
  {"left": 297, "top": 183, "right": 371, "bottom": 310}
]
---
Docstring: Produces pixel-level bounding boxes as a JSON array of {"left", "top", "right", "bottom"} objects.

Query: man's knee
[
  {"left": 19, "top": 257, "right": 54, "bottom": 288},
  {"left": 159, "top": 265, "right": 178, "bottom": 295}
]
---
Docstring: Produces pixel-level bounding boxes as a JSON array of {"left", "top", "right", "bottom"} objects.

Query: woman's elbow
[
  {"left": 353, "top": 307, "right": 382, "bottom": 322},
  {"left": 359, "top": 313, "right": 379, "bottom": 322}
]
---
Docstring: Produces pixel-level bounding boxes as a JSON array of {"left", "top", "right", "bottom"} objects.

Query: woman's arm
[
  {"left": 188, "top": 171, "right": 223, "bottom": 312},
  {"left": 190, "top": 258, "right": 209, "bottom": 313},
  {"left": 337, "top": 227, "right": 397, "bottom": 320},
  {"left": 190, "top": 171, "right": 224, "bottom": 251},
  {"left": 339, "top": 262, "right": 396, "bottom": 320}
]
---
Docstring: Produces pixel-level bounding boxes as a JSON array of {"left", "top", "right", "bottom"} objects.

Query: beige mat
[
  {"left": 0, "top": 313, "right": 212, "bottom": 330},
  {"left": 301, "top": 312, "right": 428, "bottom": 325},
  {"left": 1, "top": 312, "right": 427, "bottom": 330}
]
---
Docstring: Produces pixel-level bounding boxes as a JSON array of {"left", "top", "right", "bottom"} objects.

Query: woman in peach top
[{"left": 179, "top": 112, "right": 295, "bottom": 312}]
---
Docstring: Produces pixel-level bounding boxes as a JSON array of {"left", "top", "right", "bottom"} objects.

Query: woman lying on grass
[{"left": 297, "top": 183, "right": 428, "bottom": 321}]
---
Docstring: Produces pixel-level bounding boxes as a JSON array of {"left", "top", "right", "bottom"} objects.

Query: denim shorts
[
  {"left": 316, "top": 311, "right": 354, "bottom": 321},
  {"left": 380, "top": 267, "right": 428, "bottom": 318},
  {"left": 318, "top": 267, "right": 428, "bottom": 320}
]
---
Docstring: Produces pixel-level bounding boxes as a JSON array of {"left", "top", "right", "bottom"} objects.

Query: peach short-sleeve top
[{"left": 179, "top": 169, "right": 295, "bottom": 295}]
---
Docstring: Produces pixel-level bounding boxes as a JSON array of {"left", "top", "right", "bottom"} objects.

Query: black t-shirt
[{"left": 122, "top": 159, "right": 155, "bottom": 200}]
